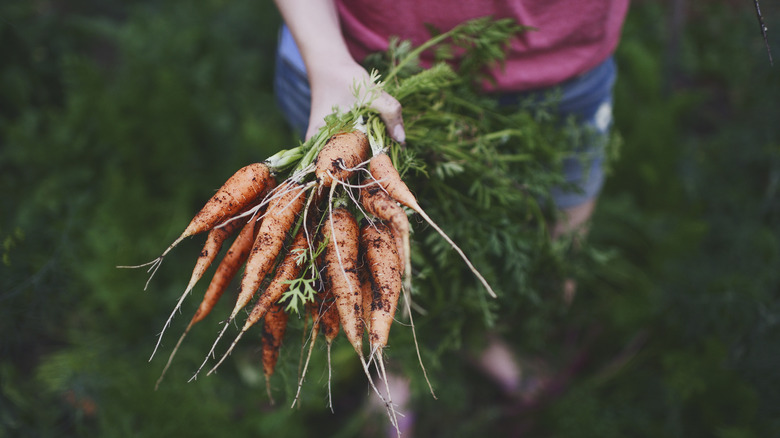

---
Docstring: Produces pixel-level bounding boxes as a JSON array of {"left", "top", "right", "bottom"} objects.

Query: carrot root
[
  {"left": 326, "top": 342, "right": 334, "bottom": 413},
  {"left": 415, "top": 207, "right": 496, "bottom": 298},
  {"left": 291, "top": 314, "right": 319, "bottom": 409},
  {"left": 375, "top": 350, "right": 401, "bottom": 438},
  {"left": 154, "top": 318, "right": 195, "bottom": 390},
  {"left": 402, "top": 290, "right": 436, "bottom": 399}
]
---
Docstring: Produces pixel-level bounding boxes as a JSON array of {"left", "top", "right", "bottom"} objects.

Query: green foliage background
[{"left": 1, "top": 1, "right": 779, "bottom": 437}]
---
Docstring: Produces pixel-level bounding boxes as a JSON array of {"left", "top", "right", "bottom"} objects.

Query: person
[{"left": 271, "top": 0, "right": 629, "bottom": 434}]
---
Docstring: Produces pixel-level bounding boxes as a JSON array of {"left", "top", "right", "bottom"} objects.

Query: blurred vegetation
[{"left": 1, "top": 1, "right": 778, "bottom": 437}]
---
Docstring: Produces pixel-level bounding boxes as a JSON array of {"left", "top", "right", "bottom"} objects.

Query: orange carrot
[
  {"left": 318, "top": 289, "right": 340, "bottom": 346},
  {"left": 232, "top": 181, "right": 307, "bottom": 319},
  {"left": 207, "top": 229, "right": 309, "bottom": 376},
  {"left": 359, "top": 180, "right": 410, "bottom": 281},
  {"left": 292, "top": 285, "right": 339, "bottom": 409},
  {"left": 190, "top": 181, "right": 307, "bottom": 381},
  {"left": 321, "top": 207, "right": 397, "bottom": 419},
  {"left": 119, "top": 163, "right": 273, "bottom": 290},
  {"left": 154, "top": 216, "right": 259, "bottom": 389},
  {"left": 360, "top": 219, "right": 406, "bottom": 433},
  {"left": 314, "top": 131, "right": 370, "bottom": 188},
  {"left": 368, "top": 153, "right": 419, "bottom": 211},
  {"left": 149, "top": 215, "right": 250, "bottom": 362},
  {"left": 186, "top": 216, "right": 249, "bottom": 294},
  {"left": 361, "top": 221, "right": 402, "bottom": 353},
  {"left": 360, "top": 263, "right": 373, "bottom": 337},
  {"left": 246, "top": 229, "right": 308, "bottom": 326},
  {"left": 180, "top": 163, "right": 272, "bottom": 242},
  {"left": 192, "top": 218, "right": 260, "bottom": 326},
  {"left": 321, "top": 206, "right": 363, "bottom": 356},
  {"left": 369, "top": 151, "right": 496, "bottom": 298},
  {"left": 164, "top": 163, "right": 271, "bottom": 260},
  {"left": 368, "top": 152, "right": 440, "bottom": 399},
  {"left": 262, "top": 301, "right": 289, "bottom": 404}
]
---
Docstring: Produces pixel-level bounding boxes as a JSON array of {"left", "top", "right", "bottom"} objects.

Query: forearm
[
  {"left": 273, "top": 0, "right": 405, "bottom": 142},
  {"left": 273, "top": 0, "right": 356, "bottom": 81}
]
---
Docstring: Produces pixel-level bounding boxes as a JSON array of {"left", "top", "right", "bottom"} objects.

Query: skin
[
  {"left": 479, "top": 198, "right": 597, "bottom": 393},
  {"left": 272, "top": 0, "right": 405, "bottom": 143},
  {"left": 552, "top": 198, "right": 597, "bottom": 304}
]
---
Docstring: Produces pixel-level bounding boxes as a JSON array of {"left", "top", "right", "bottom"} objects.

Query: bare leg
[
  {"left": 552, "top": 197, "right": 597, "bottom": 240},
  {"left": 552, "top": 198, "right": 597, "bottom": 305}
]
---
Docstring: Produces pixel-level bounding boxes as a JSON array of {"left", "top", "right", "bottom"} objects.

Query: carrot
[
  {"left": 186, "top": 216, "right": 249, "bottom": 296},
  {"left": 368, "top": 152, "right": 438, "bottom": 399},
  {"left": 359, "top": 180, "right": 410, "bottom": 285},
  {"left": 244, "top": 228, "right": 308, "bottom": 329},
  {"left": 321, "top": 206, "right": 398, "bottom": 425},
  {"left": 149, "top": 214, "right": 250, "bottom": 363},
  {"left": 361, "top": 219, "right": 410, "bottom": 434},
  {"left": 318, "top": 289, "right": 340, "bottom": 346},
  {"left": 179, "top": 162, "right": 272, "bottom": 245},
  {"left": 361, "top": 221, "right": 402, "bottom": 353},
  {"left": 314, "top": 131, "right": 370, "bottom": 189},
  {"left": 361, "top": 222, "right": 404, "bottom": 434},
  {"left": 119, "top": 162, "right": 273, "bottom": 290},
  {"left": 321, "top": 206, "right": 363, "bottom": 355},
  {"left": 292, "top": 284, "right": 339, "bottom": 410},
  {"left": 369, "top": 151, "right": 496, "bottom": 298},
  {"left": 360, "top": 263, "right": 373, "bottom": 337},
  {"left": 233, "top": 182, "right": 307, "bottom": 315},
  {"left": 189, "top": 181, "right": 308, "bottom": 381},
  {"left": 192, "top": 218, "right": 259, "bottom": 325},
  {"left": 154, "top": 216, "right": 259, "bottom": 389},
  {"left": 207, "top": 228, "right": 308, "bottom": 376},
  {"left": 261, "top": 301, "right": 289, "bottom": 404},
  {"left": 368, "top": 153, "right": 419, "bottom": 213}
]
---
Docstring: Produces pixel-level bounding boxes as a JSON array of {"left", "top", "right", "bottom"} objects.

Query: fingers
[
  {"left": 305, "top": 116, "right": 325, "bottom": 141},
  {"left": 304, "top": 66, "right": 406, "bottom": 144},
  {"left": 370, "top": 92, "right": 406, "bottom": 144}
]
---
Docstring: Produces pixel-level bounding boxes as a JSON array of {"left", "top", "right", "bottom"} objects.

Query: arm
[{"left": 273, "top": 0, "right": 405, "bottom": 142}]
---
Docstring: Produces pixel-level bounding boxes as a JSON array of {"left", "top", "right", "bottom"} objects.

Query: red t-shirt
[{"left": 336, "top": 0, "right": 629, "bottom": 91}]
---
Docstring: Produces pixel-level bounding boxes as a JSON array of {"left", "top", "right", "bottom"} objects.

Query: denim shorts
[{"left": 273, "top": 24, "right": 616, "bottom": 209}]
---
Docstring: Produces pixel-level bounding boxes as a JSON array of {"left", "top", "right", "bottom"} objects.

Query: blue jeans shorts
[{"left": 273, "top": 24, "right": 616, "bottom": 209}]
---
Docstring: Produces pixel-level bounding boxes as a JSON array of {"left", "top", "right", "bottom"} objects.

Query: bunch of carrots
[
  {"left": 123, "top": 17, "right": 579, "bottom": 435},
  {"left": 122, "top": 111, "right": 493, "bottom": 428}
]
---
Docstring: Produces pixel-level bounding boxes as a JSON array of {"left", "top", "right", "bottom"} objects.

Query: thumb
[{"left": 370, "top": 92, "right": 406, "bottom": 144}]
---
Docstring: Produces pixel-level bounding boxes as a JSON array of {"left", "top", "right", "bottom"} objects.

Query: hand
[{"left": 307, "top": 59, "right": 405, "bottom": 144}]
